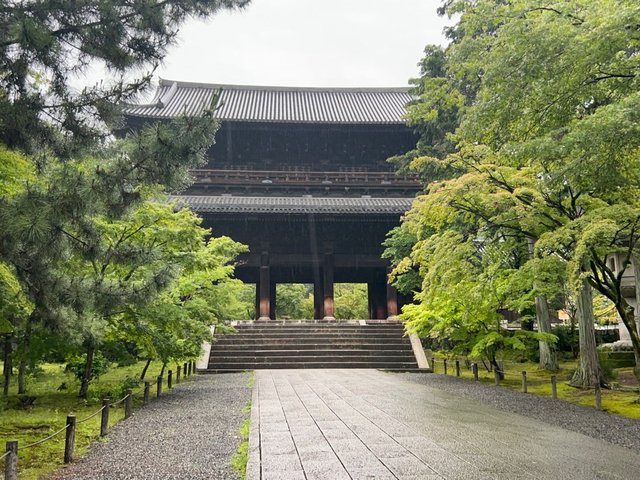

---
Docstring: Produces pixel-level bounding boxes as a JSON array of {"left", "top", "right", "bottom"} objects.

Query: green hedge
[{"left": 598, "top": 351, "right": 636, "bottom": 368}]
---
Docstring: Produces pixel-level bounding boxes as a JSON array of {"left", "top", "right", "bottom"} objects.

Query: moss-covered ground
[
  {"left": 0, "top": 361, "right": 175, "bottom": 479},
  {"left": 428, "top": 353, "right": 640, "bottom": 419}
]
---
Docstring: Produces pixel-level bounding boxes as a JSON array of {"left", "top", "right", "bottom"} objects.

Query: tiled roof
[
  {"left": 173, "top": 195, "right": 414, "bottom": 215},
  {"left": 124, "top": 79, "right": 413, "bottom": 124}
]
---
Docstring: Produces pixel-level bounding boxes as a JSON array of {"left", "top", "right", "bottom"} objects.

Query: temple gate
[{"left": 125, "top": 80, "right": 421, "bottom": 320}]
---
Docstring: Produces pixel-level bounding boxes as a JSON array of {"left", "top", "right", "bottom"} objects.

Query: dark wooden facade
[{"left": 125, "top": 80, "right": 420, "bottom": 320}]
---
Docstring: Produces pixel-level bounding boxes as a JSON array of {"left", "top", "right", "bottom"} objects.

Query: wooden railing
[{"left": 191, "top": 169, "right": 420, "bottom": 187}]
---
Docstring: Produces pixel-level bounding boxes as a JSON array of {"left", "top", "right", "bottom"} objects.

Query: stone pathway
[{"left": 247, "top": 369, "right": 640, "bottom": 480}]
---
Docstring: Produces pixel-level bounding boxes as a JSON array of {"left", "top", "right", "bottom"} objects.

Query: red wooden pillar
[
  {"left": 323, "top": 251, "right": 335, "bottom": 320},
  {"left": 270, "top": 282, "right": 277, "bottom": 321},
  {"left": 314, "top": 275, "right": 324, "bottom": 320},
  {"left": 375, "top": 291, "right": 387, "bottom": 320},
  {"left": 386, "top": 268, "right": 399, "bottom": 320},
  {"left": 371, "top": 271, "right": 387, "bottom": 320},
  {"left": 367, "top": 281, "right": 375, "bottom": 320},
  {"left": 258, "top": 251, "right": 271, "bottom": 321}
]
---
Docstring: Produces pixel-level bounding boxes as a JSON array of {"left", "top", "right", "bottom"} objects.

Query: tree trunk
[
  {"left": 528, "top": 237, "right": 558, "bottom": 371},
  {"left": 17, "top": 314, "right": 34, "bottom": 395},
  {"left": 569, "top": 315, "right": 579, "bottom": 359},
  {"left": 535, "top": 294, "right": 559, "bottom": 371},
  {"left": 17, "top": 358, "right": 26, "bottom": 394},
  {"left": 140, "top": 358, "right": 152, "bottom": 380},
  {"left": 570, "top": 279, "right": 602, "bottom": 388},
  {"left": 159, "top": 362, "right": 167, "bottom": 378},
  {"left": 490, "top": 356, "right": 504, "bottom": 380},
  {"left": 617, "top": 300, "right": 640, "bottom": 384},
  {"left": 78, "top": 342, "right": 95, "bottom": 399},
  {"left": 3, "top": 335, "right": 12, "bottom": 396}
]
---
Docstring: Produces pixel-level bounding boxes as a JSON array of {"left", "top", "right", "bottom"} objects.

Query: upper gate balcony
[{"left": 187, "top": 168, "right": 421, "bottom": 197}]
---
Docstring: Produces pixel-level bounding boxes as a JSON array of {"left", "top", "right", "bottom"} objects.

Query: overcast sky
[{"left": 136, "top": 0, "right": 450, "bottom": 89}]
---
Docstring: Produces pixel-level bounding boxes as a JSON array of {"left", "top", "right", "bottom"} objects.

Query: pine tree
[{"left": 0, "top": 0, "right": 249, "bottom": 157}]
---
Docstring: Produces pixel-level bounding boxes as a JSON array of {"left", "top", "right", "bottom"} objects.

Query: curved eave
[{"left": 171, "top": 195, "right": 415, "bottom": 215}]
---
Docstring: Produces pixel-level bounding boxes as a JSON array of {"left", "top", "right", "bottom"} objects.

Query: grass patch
[
  {"left": 230, "top": 413, "right": 251, "bottom": 480},
  {"left": 0, "top": 361, "right": 178, "bottom": 480},
  {"left": 428, "top": 354, "right": 640, "bottom": 419}
]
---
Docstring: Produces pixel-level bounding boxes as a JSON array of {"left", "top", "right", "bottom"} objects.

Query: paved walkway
[{"left": 247, "top": 369, "right": 640, "bottom": 480}]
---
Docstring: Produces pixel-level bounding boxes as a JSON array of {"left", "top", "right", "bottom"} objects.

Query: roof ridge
[{"left": 158, "top": 78, "right": 411, "bottom": 94}]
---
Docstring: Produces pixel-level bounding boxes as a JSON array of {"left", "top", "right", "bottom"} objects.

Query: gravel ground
[
  {"left": 399, "top": 372, "right": 640, "bottom": 451},
  {"left": 49, "top": 372, "right": 252, "bottom": 480}
]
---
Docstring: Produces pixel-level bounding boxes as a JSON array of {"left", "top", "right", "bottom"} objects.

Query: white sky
[{"left": 136, "top": 0, "right": 450, "bottom": 89}]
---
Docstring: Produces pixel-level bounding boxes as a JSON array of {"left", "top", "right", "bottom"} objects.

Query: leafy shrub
[
  {"left": 552, "top": 325, "right": 579, "bottom": 356},
  {"left": 599, "top": 360, "right": 618, "bottom": 383},
  {"left": 65, "top": 351, "right": 110, "bottom": 382},
  {"left": 117, "top": 376, "right": 141, "bottom": 399},
  {"left": 100, "top": 340, "right": 139, "bottom": 367},
  {"left": 598, "top": 342, "right": 633, "bottom": 352}
]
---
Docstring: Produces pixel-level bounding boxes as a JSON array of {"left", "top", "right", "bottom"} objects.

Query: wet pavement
[{"left": 247, "top": 369, "right": 640, "bottom": 480}]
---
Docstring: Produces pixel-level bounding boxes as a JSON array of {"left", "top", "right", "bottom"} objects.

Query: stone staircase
[{"left": 203, "top": 321, "right": 419, "bottom": 372}]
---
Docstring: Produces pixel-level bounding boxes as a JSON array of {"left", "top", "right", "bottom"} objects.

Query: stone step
[
  {"left": 207, "top": 321, "right": 419, "bottom": 370},
  {"left": 231, "top": 324, "right": 404, "bottom": 329},
  {"left": 216, "top": 332, "right": 407, "bottom": 339},
  {"left": 203, "top": 361, "right": 419, "bottom": 370},
  {"left": 213, "top": 340, "right": 411, "bottom": 348},
  {"left": 211, "top": 343, "right": 409, "bottom": 356},
  {"left": 209, "top": 354, "right": 415, "bottom": 364},
  {"left": 232, "top": 326, "right": 404, "bottom": 331},
  {"left": 210, "top": 348, "right": 413, "bottom": 356}
]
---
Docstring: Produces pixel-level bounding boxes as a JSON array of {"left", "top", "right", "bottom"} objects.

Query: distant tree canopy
[
  {"left": 387, "top": 0, "right": 640, "bottom": 384},
  {"left": 0, "top": 0, "right": 251, "bottom": 398},
  {"left": 275, "top": 284, "right": 369, "bottom": 320}
]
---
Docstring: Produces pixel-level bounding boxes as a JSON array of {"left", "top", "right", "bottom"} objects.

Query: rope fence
[
  {"left": 22, "top": 424, "right": 69, "bottom": 449},
  {"left": 429, "top": 356, "right": 603, "bottom": 411},
  {"left": 2, "top": 360, "right": 197, "bottom": 480},
  {"left": 77, "top": 405, "right": 106, "bottom": 424}
]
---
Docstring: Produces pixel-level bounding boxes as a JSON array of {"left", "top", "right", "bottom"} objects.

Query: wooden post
[
  {"left": 143, "top": 382, "right": 150, "bottom": 405},
  {"left": 494, "top": 369, "right": 501, "bottom": 386},
  {"left": 551, "top": 375, "right": 557, "bottom": 399},
  {"left": 168, "top": 370, "right": 173, "bottom": 389},
  {"left": 124, "top": 389, "right": 133, "bottom": 419},
  {"left": 64, "top": 415, "right": 76, "bottom": 464},
  {"left": 521, "top": 371, "right": 528, "bottom": 393},
  {"left": 258, "top": 251, "right": 271, "bottom": 321},
  {"left": 322, "top": 250, "right": 335, "bottom": 320},
  {"left": 595, "top": 383, "right": 602, "bottom": 410},
  {"left": 5, "top": 440, "right": 18, "bottom": 480},
  {"left": 455, "top": 360, "right": 460, "bottom": 377},
  {"left": 183, "top": 362, "right": 188, "bottom": 377},
  {"left": 156, "top": 376, "right": 163, "bottom": 398},
  {"left": 192, "top": 360, "right": 196, "bottom": 375},
  {"left": 431, "top": 358, "right": 435, "bottom": 373},
  {"left": 472, "top": 363, "right": 479, "bottom": 381},
  {"left": 176, "top": 365, "right": 181, "bottom": 383},
  {"left": 313, "top": 277, "right": 325, "bottom": 320},
  {"left": 100, "top": 399, "right": 110, "bottom": 437}
]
